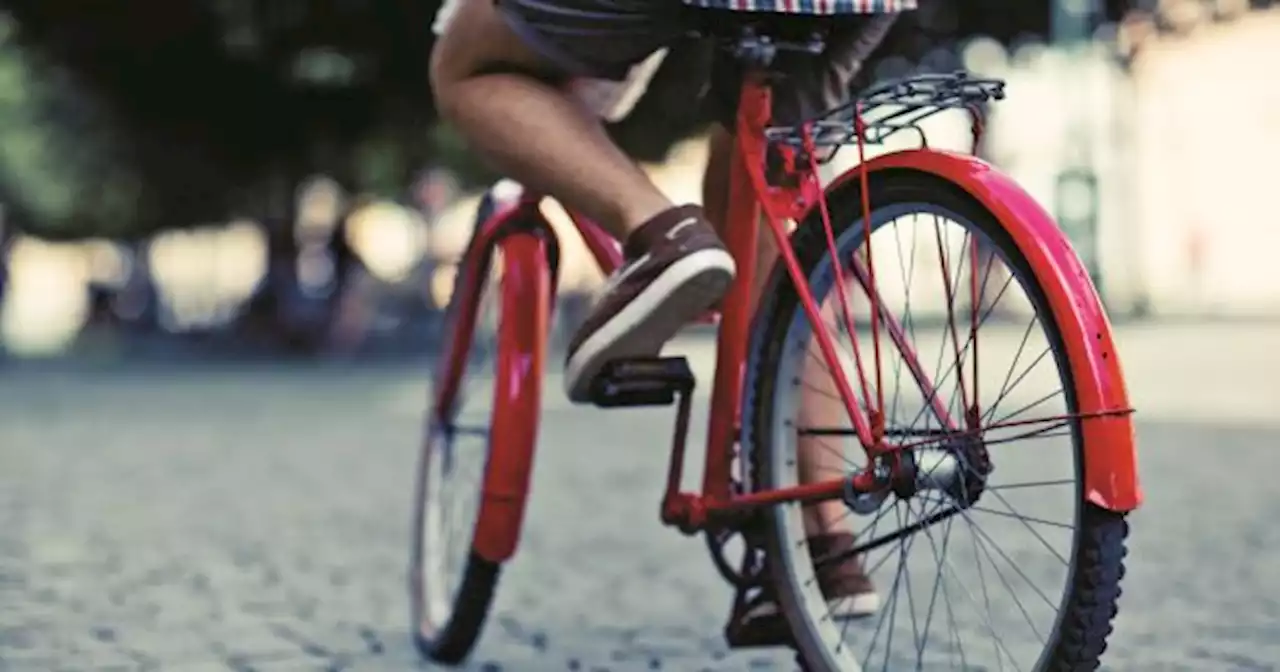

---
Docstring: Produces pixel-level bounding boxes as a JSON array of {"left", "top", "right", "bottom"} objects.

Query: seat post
[{"left": 729, "top": 26, "right": 826, "bottom": 68}]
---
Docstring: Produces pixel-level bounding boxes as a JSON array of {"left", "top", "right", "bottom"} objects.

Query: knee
[{"left": 428, "top": 33, "right": 564, "bottom": 123}]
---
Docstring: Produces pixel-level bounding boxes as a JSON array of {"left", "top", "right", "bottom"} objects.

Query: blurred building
[
  {"left": 1121, "top": 6, "right": 1280, "bottom": 317},
  {"left": 2, "top": 1, "right": 1280, "bottom": 359}
]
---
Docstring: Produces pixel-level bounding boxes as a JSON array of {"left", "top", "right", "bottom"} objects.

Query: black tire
[
  {"left": 412, "top": 547, "right": 501, "bottom": 665},
  {"left": 742, "top": 169, "right": 1129, "bottom": 671},
  {"left": 411, "top": 370, "right": 504, "bottom": 664}
]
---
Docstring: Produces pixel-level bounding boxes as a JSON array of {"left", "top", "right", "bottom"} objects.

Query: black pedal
[{"left": 588, "top": 357, "right": 695, "bottom": 408}]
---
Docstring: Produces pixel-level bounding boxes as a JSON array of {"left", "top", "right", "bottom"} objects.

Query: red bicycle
[{"left": 409, "top": 19, "right": 1141, "bottom": 672}]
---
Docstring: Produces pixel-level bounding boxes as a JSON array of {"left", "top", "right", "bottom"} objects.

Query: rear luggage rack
[{"left": 765, "top": 71, "right": 1006, "bottom": 152}]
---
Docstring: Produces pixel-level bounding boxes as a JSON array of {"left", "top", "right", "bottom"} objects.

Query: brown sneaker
[
  {"left": 564, "top": 205, "right": 734, "bottom": 402},
  {"left": 733, "top": 533, "right": 879, "bottom": 646}
]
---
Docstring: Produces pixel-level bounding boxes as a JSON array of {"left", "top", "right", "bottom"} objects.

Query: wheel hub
[{"left": 842, "top": 434, "right": 994, "bottom": 514}]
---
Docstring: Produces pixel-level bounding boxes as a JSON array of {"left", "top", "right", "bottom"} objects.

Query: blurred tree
[{"left": 0, "top": 0, "right": 1147, "bottom": 239}]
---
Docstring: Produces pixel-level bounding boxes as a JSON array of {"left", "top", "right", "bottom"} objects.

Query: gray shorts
[
  {"left": 494, "top": 0, "right": 687, "bottom": 81},
  {"left": 433, "top": 0, "right": 680, "bottom": 121},
  {"left": 434, "top": 0, "right": 903, "bottom": 125}
]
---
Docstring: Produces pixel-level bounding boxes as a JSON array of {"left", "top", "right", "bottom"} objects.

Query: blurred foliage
[
  {"left": 0, "top": 0, "right": 1145, "bottom": 240},
  {"left": 0, "top": 14, "right": 142, "bottom": 239},
  {"left": 427, "top": 124, "right": 499, "bottom": 188}
]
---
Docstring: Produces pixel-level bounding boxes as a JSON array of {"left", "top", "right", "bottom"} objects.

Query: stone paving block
[{"left": 0, "top": 365, "right": 1274, "bottom": 670}]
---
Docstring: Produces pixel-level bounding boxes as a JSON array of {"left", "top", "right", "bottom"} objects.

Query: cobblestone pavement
[{"left": 1, "top": 323, "right": 1278, "bottom": 671}]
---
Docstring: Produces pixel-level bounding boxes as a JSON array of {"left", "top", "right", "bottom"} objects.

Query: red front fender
[
  {"left": 817, "top": 149, "right": 1142, "bottom": 512},
  {"left": 443, "top": 187, "right": 559, "bottom": 564},
  {"left": 471, "top": 230, "right": 553, "bottom": 562}
]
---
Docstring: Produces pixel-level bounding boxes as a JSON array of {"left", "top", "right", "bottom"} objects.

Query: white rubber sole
[
  {"left": 565, "top": 248, "right": 736, "bottom": 402},
  {"left": 743, "top": 592, "right": 882, "bottom": 621}
]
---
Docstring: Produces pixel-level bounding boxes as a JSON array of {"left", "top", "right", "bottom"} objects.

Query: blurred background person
[{"left": 0, "top": 0, "right": 1277, "bottom": 357}]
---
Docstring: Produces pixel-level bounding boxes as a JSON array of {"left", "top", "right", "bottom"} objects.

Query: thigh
[
  {"left": 435, "top": 0, "right": 685, "bottom": 81},
  {"left": 431, "top": 0, "right": 566, "bottom": 84}
]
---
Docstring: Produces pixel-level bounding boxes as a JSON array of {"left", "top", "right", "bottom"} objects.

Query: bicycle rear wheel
[
  {"left": 745, "top": 170, "right": 1130, "bottom": 671},
  {"left": 409, "top": 195, "right": 550, "bottom": 665}
]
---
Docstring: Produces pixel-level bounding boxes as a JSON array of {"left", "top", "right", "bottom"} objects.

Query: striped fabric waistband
[{"left": 681, "top": 0, "right": 915, "bottom": 14}]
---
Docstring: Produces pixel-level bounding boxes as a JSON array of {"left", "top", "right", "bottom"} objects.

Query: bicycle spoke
[
  {"left": 887, "top": 217, "right": 921, "bottom": 427},
  {"left": 446, "top": 424, "right": 489, "bottom": 438},
  {"left": 909, "top": 493, "right": 952, "bottom": 666},
  {"left": 985, "top": 317, "right": 1041, "bottom": 421},
  {"left": 764, "top": 195, "right": 1100, "bottom": 671},
  {"left": 983, "top": 346, "right": 1054, "bottom": 426},
  {"left": 934, "top": 511, "right": 969, "bottom": 669},
  {"left": 901, "top": 273, "right": 1018, "bottom": 434},
  {"left": 936, "top": 227, "right": 973, "bottom": 423},
  {"left": 970, "top": 492, "right": 1074, "bottom": 566},
  {"left": 953, "top": 503, "right": 1061, "bottom": 613},
  {"left": 967, "top": 500, "right": 1005, "bottom": 672},
  {"left": 987, "top": 478, "right": 1075, "bottom": 491},
  {"left": 989, "top": 390, "right": 1065, "bottom": 429},
  {"left": 982, "top": 420, "right": 1072, "bottom": 448},
  {"left": 914, "top": 500, "right": 1023, "bottom": 668},
  {"left": 955, "top": 501, "right": 1048, "bottom": 645}
]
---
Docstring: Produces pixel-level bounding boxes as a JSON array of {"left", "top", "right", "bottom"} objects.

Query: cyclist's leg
[
  {"left": 705, "top": 126, "right": 849, "bottom": 533},
  {"left": 703, "top": 16, "right": 905, "bottom": 626},
  {"left": 431, "top": 0, "right": 735, "bottom": 402},
  {"left": 703, "top": 127, "right": 878, "bottom": 622},
  {"left": 430, "top": 0, "right": 668, "bottom": 234}
]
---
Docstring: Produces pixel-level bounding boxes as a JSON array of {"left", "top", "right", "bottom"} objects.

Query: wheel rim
[
  {"left": 764, "top": 202, "right": 1083, "bottom": 670},
  {"left": 414, "top": 264, "right": 500, "bottom": 635}
]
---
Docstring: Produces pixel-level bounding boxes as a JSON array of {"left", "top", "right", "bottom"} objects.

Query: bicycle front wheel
[
  {"left": 409, "top": 209, "right": 550, "bottom": 665},
  {"left": 745, "top": 171, "right": 1129, "bottom": 671}
]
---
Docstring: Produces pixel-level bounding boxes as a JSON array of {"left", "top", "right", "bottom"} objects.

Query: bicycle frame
[{"left": 459, "top": 67, "right": 1141, "bottom": 561}]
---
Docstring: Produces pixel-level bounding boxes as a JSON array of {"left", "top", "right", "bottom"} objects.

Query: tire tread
[{"left": 742, "top": 169, "right": 1130, "bottom": 671}]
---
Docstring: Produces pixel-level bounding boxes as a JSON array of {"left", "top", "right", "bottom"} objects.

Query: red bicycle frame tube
[
  {"left": 701, "top": 74, "right": 874, "bottom": 511},
  {"left": 463, "top": 68, "right": 1139, "bottom": 565},
  {"left": 458, "top": 73, "right": 864, "bottom": 539},
  {"left": 813, "top": 151, "right": 1142, "bottom": 512},
  {"left": 699, "top": 80, "right": 1142, "bottom": 515}
]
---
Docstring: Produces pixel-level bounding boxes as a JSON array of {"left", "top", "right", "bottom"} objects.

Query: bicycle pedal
[
  {"left": 588, "top": 357, "right": 695, "bottom": 408},
  {"left": 724, "top": 613, "right": 794, "bottom": 650}
]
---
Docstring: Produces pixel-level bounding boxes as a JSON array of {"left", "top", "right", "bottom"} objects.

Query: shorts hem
[{"left": 495, "top": 1, "right": 632, "bottom": 81}]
